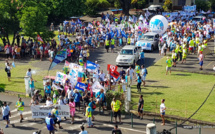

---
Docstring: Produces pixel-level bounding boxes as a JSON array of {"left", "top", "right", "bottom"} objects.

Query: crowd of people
[{"left": 1, "top": 7, "right": 215, "bottom": 134}]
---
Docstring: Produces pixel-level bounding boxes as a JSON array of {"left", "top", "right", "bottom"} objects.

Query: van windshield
[
  {"left": 142, "top": 35, "right": 154, "bottom": 41},
  {"left": 120, "top": 49, "right": 133, "bottom": 55}
]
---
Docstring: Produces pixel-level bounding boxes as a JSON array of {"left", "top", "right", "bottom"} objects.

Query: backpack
[
  {"left": 145, "top": 69, "right": 148, "bottom": 74},
  {"left": 5, "top": 67, "right": 8, "bottom": 72},
  {"left": 92, "top": 102, "right": 96, "bottom": 109}
]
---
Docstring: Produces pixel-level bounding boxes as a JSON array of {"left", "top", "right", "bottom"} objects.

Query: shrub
[
  {"left": 106, "top": 90, "right": 125, "bottom": 110},
  {"left": 0, "top": 87, "right": 5, "bottom": 92},
  {"left": 85, "top": 0, "right": 110, "bottom": 15}
]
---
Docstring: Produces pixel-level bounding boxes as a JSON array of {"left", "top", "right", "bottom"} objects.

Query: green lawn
[
  {"left": 0, "top": 60, "right": 60, "bottom": 93},
  {"left": 131, "top": 57, "right": 215, "bottom": 122}
]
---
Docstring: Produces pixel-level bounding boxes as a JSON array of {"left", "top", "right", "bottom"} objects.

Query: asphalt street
[{"left": 1, "top": 94, "right": 215, "bottom": 134}]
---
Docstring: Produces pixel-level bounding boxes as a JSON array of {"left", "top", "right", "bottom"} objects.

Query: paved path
[{"left": 0, "top": 94, "right": 215, "bottom": 134}]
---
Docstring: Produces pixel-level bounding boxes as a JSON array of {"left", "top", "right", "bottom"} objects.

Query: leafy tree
[
  {"left": 118, "top": 0, "right": 131, "bottom": 15},
  {"left": 131, "top": 0, "right": 146, "bottom": 9},
  {"left": 18, "top": 1, "right": 54, "bottom": 41},
  {"left": 85, "top": 0, "right": 110, "bottom": 15},
  {"left": 163, "top": 0, "right": 172, "bottom": 12},
  {"left": 209, "top": 0, "right": 215, "bottom": 11},
  {"left": 196, "top": 0, "right": 211, "bottom": 11},
  {"left": 0, "top": 0, "right": 21, "bottom": 45}
]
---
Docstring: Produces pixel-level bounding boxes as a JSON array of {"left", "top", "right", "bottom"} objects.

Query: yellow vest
[
  {"left": 196, "top": 38, "right": 199, "bottom": 44},
  {"left": 85, "top": 107, "right": 92, "bottom": 117},
  {"left": 178, "top": 46, "right": 182, "bottom": 52},
  {"left": 128, "top": 38, "right": 131, "bottom": 44},
  {"left": 166, "top": 59, "right": 172, "bottom": 67},
  {"left": 112, "top": 100, "right": 121, "bottom": 112},
  {"left": 135, "top": 65, "right": 140, "bottom": 73},
  {"left": 111, "top": 39, "right": 115, "bottom": 45},
  {"left": 183, "top": 49, "right": 187, "bottom": 56},
  {"left": 172, "top": 53, "right": 176, "bottom": 59},
  {"left": 105, "top": 40, "right": 109, "bottom": 46},
  {"left": 175, "top": 45, "right": 179, "bottom": 53},
  {"left": 79, "top": 58, "right": 83, "bottom": 66},
  {"left": 17, "top": 101, "right": 24, "bottom": 111},
  {"left": 190, "top": 40, "right": 194, "bottom": 47}
]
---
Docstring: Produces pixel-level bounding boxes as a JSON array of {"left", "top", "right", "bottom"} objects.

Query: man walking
[
  {"left": 2, "top": 102, "right": 11, "bottom": 128},
  {"left": 45, "top": 113, "right": 56, "bottom": 134},
  {"left": 111, "top": 97, "right": 122, "bottom": 124},
  {"left": 139, "top": 50, "right": 145, "bottom": 65},
  {"left": 15, "top": 98, "right": 24, "bottom": 123},
  {"left": 198, "top": 51, "right": 204, "bottom": 70}
]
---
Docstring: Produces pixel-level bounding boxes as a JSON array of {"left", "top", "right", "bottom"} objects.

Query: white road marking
[
  {"left": 102, "top": 123, "right": 146, "bottom": 133},
  {"left": 10, "top": 111, "right": 32, "bottom": 119}
]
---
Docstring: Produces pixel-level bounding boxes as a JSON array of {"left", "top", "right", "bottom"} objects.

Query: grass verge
[{"left": 131, "top": 57, "right": 215, "bottom": 122}]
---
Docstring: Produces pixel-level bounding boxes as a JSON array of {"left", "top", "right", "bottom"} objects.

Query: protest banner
[
  {"left": 91, "top": 81, "right": 105, "bottom": 93},
  {"left": 107, "top": 64, "right": 118, "bottom": 72},
  {"left": 31, "top": 105, "right": 70, "bottom": 118},
  {"left": 55, "top": 72, "right": 67, "bottom": 83}
]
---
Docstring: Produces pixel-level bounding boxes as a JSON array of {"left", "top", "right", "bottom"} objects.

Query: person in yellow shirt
[
  {"left": 182, "top": 46, "right": 187, "bottom": 64},
  {"left": 15, "top": 98, "right": 25, "bottom": 123},
  {"left": 111, "top": 98, "right": 122, "bottom": 124},
  {"left": 166, "top": 57, "right": 172, "bottom": 75}
]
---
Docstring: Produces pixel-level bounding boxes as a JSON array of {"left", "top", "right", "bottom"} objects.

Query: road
[{"left": 1, "top": 94, "right": 215, "bottom": 134}]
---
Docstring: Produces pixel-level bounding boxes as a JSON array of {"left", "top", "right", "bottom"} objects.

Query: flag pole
[{"left": 109, "top": 66, "right": 111, "bottom": 91}]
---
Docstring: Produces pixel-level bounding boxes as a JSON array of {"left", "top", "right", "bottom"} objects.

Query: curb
[
  {"left": 129, "top": 110, "right": 215, "bottom": 126},
  {"left": 172, "top": 69, "right": 215, "bottom": 75}
]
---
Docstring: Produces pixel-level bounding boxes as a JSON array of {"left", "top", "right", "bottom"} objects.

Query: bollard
[
  {"left": 153, "top": 117, "right": 155, "bottom": 123},
  {"left": 175, "top": 121, "right": 177, "bottom": 134},
  {"left": 111, "top": 111, "right": 113, "bottom": 122},
  {"left": 131, "top": 113, "right": 133, "bottom": 128},
  {"left": 199, "top": 126, "right": 201, "bottom": 134}
]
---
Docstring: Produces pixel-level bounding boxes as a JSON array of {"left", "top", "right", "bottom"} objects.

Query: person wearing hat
[
  {"left": 166, "top": 57, "right": 172, "bottom": 75},
  {"left": 51, "top": 106, "right": 63, "bottom": 129},
  {"left": 45, "top": 113, "right": 56, "bottom": 134},
  {"left": 15, "top": 98, "right": 25, "bottom": 123}
]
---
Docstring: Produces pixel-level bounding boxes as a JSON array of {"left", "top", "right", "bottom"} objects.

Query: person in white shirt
[
  {"left": 160, "top": 99, "right": 166, "bottom": 126},
  {"left": 79, "top": 125, "right": 88, "bottom": 134},
  {"left": 2, "top": 102, "right": 11, "bottom": 128},
  {"left": 26, "top": 68, "right": 32, "bottom": 78},
  {"left": 46, "top": 97, "right": 53, "bottom": 107},
  {"left": 99, "top": 70, "right": 105, "bottom": 86},
  {"left": 126, "top": 66, "right": 134, "bottom": 85}
]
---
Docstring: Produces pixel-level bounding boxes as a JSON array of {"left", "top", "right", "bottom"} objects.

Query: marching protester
[
  {"left": 166, "top": 57, "right": 172, "bottom": 75},
  {"left": 88, "top": 98, "right": 96, "bottom": 121},
  {"left": 96, "top": 89, "right": 105, "bottom": 113},
  {"left": 51, "top": 106, "right": 63, "bottom": 129},
  {"left": 111, "top": 97, "right": 122, "bottom": 124},
  {"left": 15, "top": 98, "right": 25, "bottom": 123},
  {"left": 45, "top": 113, "right": 56, "bottom": 134},
  {"left": 1, "top": 102, "right": 11, "bottom": 128},
  {"left": 85, "top": 103, "right": 93, "bottom": 128},
  {"left": 73, "top": 89, "right": 82, "bottom": 111},
  {"left": 68, "top": 98, "right": 76, "bottom": 124}
]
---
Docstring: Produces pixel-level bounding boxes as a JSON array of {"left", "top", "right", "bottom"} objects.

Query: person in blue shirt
[
  {"left": 44, "top": 82, "right": 52, "bottom": 99},
  {"left": 88, "top": 98, "right": 96, "bottom": 121},
  {"left": 136, "top": 73, "right": 142, "bottom": 93},
  {"left": 45, "top": 113, "right": 55, "bottom": 134},
  {"left": 141, "top": 65, "right": 147, "bottom": 87},
  {"left": 2, "top": 102, "right": 11, "bottom": 128},
  {"left": 139, "top": 50, "right": 145, "bottom": 65},
  {"left": 29, "top": 78, "right": 35, "bottom": 97},
  {"left": 73, "top": 89, "right": 82, "bottom": 111},
  {"left": 95, "top": 89, "right": 105, "bottom": 113}
]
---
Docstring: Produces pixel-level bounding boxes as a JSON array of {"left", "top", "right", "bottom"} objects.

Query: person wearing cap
[
  {"left": 15, "top": 98, "right": 25, "bottom": 123},
  {"left": 166, "top": 57, "right": 172, "bottom": 75},
  {"left": 2, "top": 102, "right": 11, "bottom": 128},
  {"left": 111, "top": 97, "right": 122, "bottom": 124},
  {"left": 45, "top": 113, "right": 56, "bottom": 134},
  {"left": 51, "top": 106, "right": 63, "bottom": 129}
]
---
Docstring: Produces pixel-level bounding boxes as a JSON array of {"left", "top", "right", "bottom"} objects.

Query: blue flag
[
  {"left": 49, "top": 50, "right": 67, "bottom": 70},
  {"left": 77, "top": 19, "right": 81, "bottom": 24},
  {"left": 12, "top": 62, "right": 15, "bottom": 67},
  {"left": 121, "top": 30, "right": 127, "bottom": 38},
  {"left": 86, "top": 60, "right": 97, "bottom": 70},
  {"left": 116, "top": 29, "right": 120, "bottom": 37},
  {"left": 75, "top": 82, "right": 87, "bottom": 92}
]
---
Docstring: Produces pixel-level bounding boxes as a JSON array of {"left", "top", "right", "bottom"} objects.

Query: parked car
[
  {"left": 192, "top": 16, "right": 206, "bottom": 23},
  {"left": 135, "top": 32, "right": 159, "bottom": 51},
  {"left": 116, "top": 45, "right": 141, "bottom": 67},
  {"left": 148, "top": 5, "right": 163, "bottom": 12}
]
